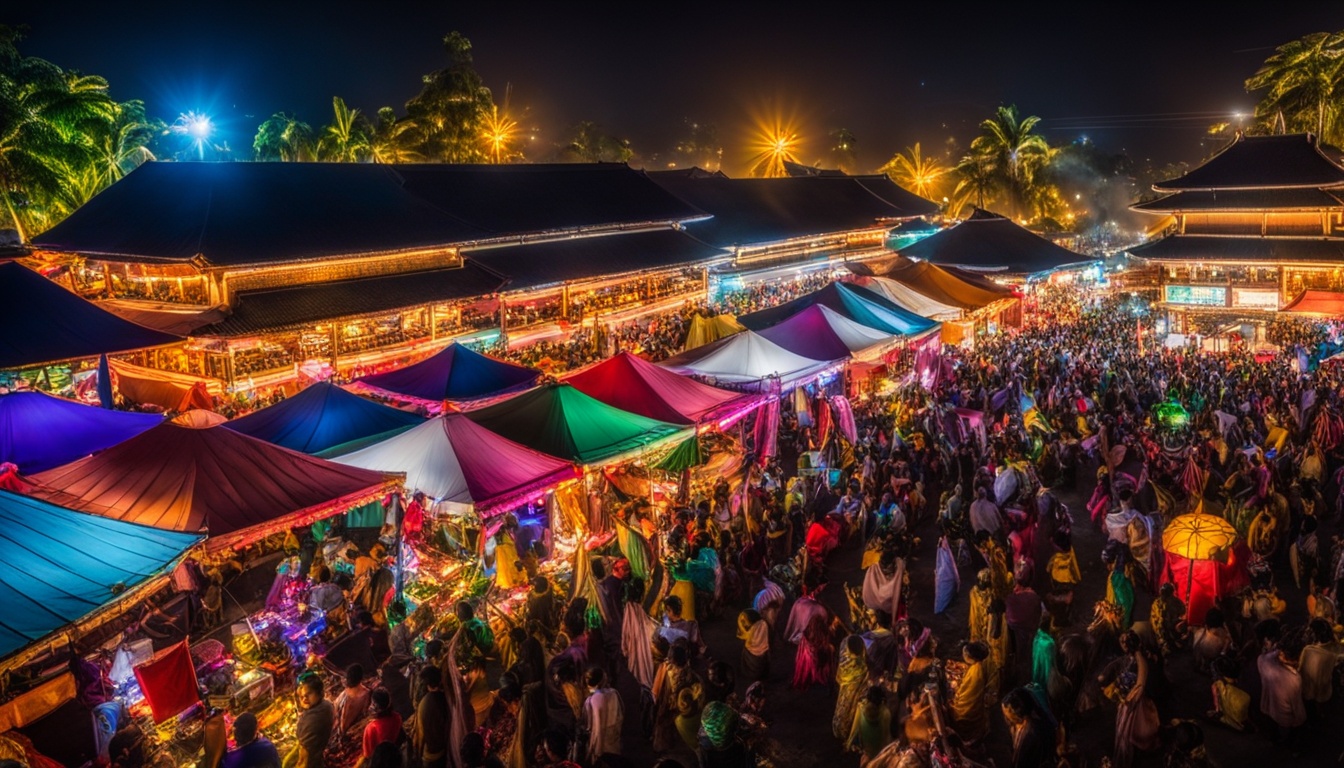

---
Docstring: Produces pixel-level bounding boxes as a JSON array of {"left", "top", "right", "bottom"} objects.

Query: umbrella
[{"left": 1162, "top": 513, "right": 1237, "bottom": 560}]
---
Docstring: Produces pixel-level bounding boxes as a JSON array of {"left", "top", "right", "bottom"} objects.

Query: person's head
[
  {"left": 901, "top": 617, "right": 923, "bottom": 638},
  {"left": 663, "top": 595, "right": 683, "bottom": 619},
  {"left": 669, "top": 642, "right": 690, "bottom": 668},
  {"left": 963, "top": 641, "right": 989, "bottom": 663},
  {"left": 419, "top": 665, "right": 442, "bottom": 691},
  {"left": 370, "top": 687, "right": 392, "bottom": 716},
  {"left": 297, "top": 674, "right": 325, "bottom": 709},
  {"left": 1159, "top": 582, "right": 1175, "bottom": 598},
  {"left": 231, "top": 712, "right": 258, "bottom": 746},
  {"left": 425, "top": 638, "right": 444, "bottom": 661},
  {"left": 708, "top": 660, "right": 734, "bottom": 688},
  {"left": 1171, "top": 721, "right": 1204, "bottom": 755},
  {"left": 344, "top": 663, "right": 365, "bottom": 689},
  {"left": 540, "top": 728, "right": 571, "bottom": 761},
  {"left": 455, "top": 601, "right": 474, "bottom": 622},
  {"left": 590, "top": 558, "right": 607, "bottom": 580},
  {"left": 1204, "top": 606, "right": 1225, "bottom": 629},
  {"left": 1255, "top": 618, "right": 1282, "bottom": 646},
  {"left": 1118, "top": 630, "right": 1140, "bottom": 654},
  {"left": 584, "top": 665, "right": 606, "bottom": 690},
  {"left": 1211, "top": 654, "right": 1238, "bottom": 681},
  {"left": 1000, "top": 687, "right": 1034, "bottom": 724},
  {"left": 1310, "top": 617, "right": 1334, "bottom": 644},
  {"left": 863, "top": 685, "right": 886, "bottom": 711},
  {"left": 845, "top": 634, "right": 865, "bottom": 657},
  {"left": 532, "top": 575, "right": 549, "bottom": 594},
  {"left": 356, "top": 610, "right": 375, "bottom": 630},
  {"left": 461, "top": 732, "right": 488, "bottom": 766},
  {"left": 315, "top": 565, "right": 332, "bottom": 584}
]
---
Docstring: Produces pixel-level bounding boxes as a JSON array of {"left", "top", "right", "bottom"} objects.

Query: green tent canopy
[
  {"left": 654, "top": 434, "right": 705, "bottom": 473},
  {"left": 465, "top": 383, "right": 687, "bottom": 466}
]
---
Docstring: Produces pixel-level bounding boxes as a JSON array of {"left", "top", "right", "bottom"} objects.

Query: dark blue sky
[{"left": 9, "top": 3, "right": 1344, "bottom": 174}]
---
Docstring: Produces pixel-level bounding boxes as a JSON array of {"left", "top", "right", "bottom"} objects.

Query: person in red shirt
[{"left": 360, "top": 688, "right": 402, "bottom": 766}]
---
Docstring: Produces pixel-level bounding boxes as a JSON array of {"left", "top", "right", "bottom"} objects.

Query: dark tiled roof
[
  {"left": 1133, "top": 188, "right": 1344, "bottom": 213},
  {"left": 852, "top": 176, "right": 941, "bottom": 216},
  {"left": 1128, "top": 235, "right": 1344, "bottom": 263},
  {"left": 467, "top": 229, "right": 727, "bottom": 292},
  {"left": 32, "top": 162, "right": 484, "bottom": 266},
  {"left": 394, "top": 163, "right": 706, "bottom": 235},
  {"left": 1152, "top": 134, "right": 1344, "bottom": 191},
  {"left": 32, "top": 162, "right": 706, "bottom": 267},
  {"left": 897, "top": 210, "right": 1094, "bottom": 274},
  {"left": 648, "top": 174, "right": 936, "bottom": 248},
  {"left": 198, "top": 263, "right": 505, "bottom": 336}
]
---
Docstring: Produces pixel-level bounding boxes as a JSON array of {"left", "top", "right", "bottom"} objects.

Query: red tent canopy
[
  {"left": 27, "top": 415, "right": 397, "bottom": 550},
  {"left": 562, "top": 351, "right": 757, "bottom": 425},
  {"left": 1281, "top": 289, "right": 1344, "bottom": 316}
]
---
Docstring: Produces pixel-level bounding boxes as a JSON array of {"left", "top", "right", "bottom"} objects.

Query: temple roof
[
  {"left": 1152, "top": 133, "right": 1344, "bottom": 192},
  {"left": 896, "top": 209, "right": 1094, "bottom": 275},
  {"left": 649, "top": 173, "right": 937, "bottom": 248},
  {"left": 197, "top": 262, "right": 505, "bottom": 336},
  {"left": 32, "top": 162, "right": 706, "bottom": 267},
  {"left": 1132, "top": 188, "right": 1344, "bottom": 213},
  {"left": 466, "top": 229, "right": 727, "bottom": 292},
  {"left": 1127, "top": 234, "right": 1344, "bottom": 263}
]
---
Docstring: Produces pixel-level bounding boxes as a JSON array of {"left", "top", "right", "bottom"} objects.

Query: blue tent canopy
[
  {"left": 737, "top": 282, "right": 938, "bottom": 336},
  {"left": 224, "top": 381, "right": 425, "bottom": 454},
  {"left": 0, "top": 391, "right": 163, "bottom": 473},
  {"left": 0, "top": 262, "right": 181, "bottom": 369},
  {"left": 0, "top": 489, "right": 201, "bottom": 660},
  {"left": 355, "top": 342, "right": 540, "bottom": 402}
]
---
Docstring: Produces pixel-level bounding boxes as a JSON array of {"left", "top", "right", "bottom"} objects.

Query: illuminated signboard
[
  {"left": 1231, "top": 288, "right": 1280, "bottom": 310},
  {"left": 1164, "top": 285, "right": 1226, "bottom": 306}
]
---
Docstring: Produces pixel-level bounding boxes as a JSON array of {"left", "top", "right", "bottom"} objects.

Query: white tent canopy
[
  {"left": 811, "top": 304, "right": 903, "bottom": 360},
  {"left": 856, "top": 276, "right": 963, "bottom": 320},
  {"left": 658, "top": 330, "right": 837, "bottom": 391}
]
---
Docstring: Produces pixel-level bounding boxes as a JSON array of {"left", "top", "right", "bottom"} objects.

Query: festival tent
[
  {"left": 1161, "top": 512, "right": 1250, "bottom": 624},
  {"left": 26, "top": 416, "right": 399, "bottom": 551},
  {"left": 105, "top": 358, "right": 217, "bottom": 412},
  {"left": 682, "top": 314, "right": 745, "bottom": 351},
  {"left": 0, "top": 262, "right": 181, "bottom": 370},
  {"left": 224, "top": 381, "right": 425, "bottom": 454},
  {"left": 736, "top": 282, "right": 938, "bottom": 337},
  {"left": 0, "top": 488, "right": 201, "bottom": 661},
  {"left": 882, "top": 258, "right": 1012, "bottom": 311},
  {"left": 332, "top": 413, "right": 579, "bottom": 515},
  {"left": 657, "top": 330, "right": 839, "bottom": 391},
  {"left": 1281, "top": 289, "right": 1344, "bottom": 316},
  {"left": 896, "top": 209, "right": 1096, "bottom": 276},
  {"left": 850, "top": 276, "right": 963, "bottom": 320},
  {"left": 562, "top": 351, "right": 756, "bottom": 425},
  {"left": 0, "top": 391, "right": 162, "bottom": 473},
  {"left": 354, "top": 342, "right": 540, "bottom": 403},
  {"left": 465, "top": 383, "right": 687, "bottom": 466},
  {"left": 756, "top": 303, "right": 900, "bottom": 363}
]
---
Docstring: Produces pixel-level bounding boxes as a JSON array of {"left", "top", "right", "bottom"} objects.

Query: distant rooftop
[{"left": 1151, "top": 133, "right": 1344, "bottom": 192}]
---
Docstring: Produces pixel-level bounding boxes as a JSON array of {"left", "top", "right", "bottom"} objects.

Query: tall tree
[
  {"left": 369, "top": 108, "right": 422, "bottom": 164},
  {"left": 968, "top": 104, "right": 1051, "bottom": 220},
  {"left": 405, "top": 31, "right": 495, "bottom": 163},
  {"left": 318, "top": 96, "right": 370, "bottom": 162},
  {"left": 673, "top": 119, "right": 722, "bottom": 171},
  {"left": 830, "top": 128, "right": 857, "bottom": 174},
  {"left": 253, "top": 113, "right": 315, "bottom": 162},
  {"left": 1246, "top": 30, "right": 1344, "bottom": 144},
  {"left": 561, "top": 121, "right": 632, "bottom": 163},
  {"left": 0, "top": 25, "right": 116, "bottom": 237},
  {"left": 949, "top": 153, "right": 994, "bottom": 218},
  {"left": 878, "top": 142, "right": 949, "bottom": 200}
]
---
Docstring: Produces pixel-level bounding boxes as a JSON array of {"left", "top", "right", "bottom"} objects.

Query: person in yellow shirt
[
  {"left": 951, "top": 641, "right": 990, "bottom": 743},
  {"left": 1208, "top": 655, "right": 1250, "bottom": 731},
  {"left": 1046, "top": 529, "right": 1081, "bottom": 629},
  {"left": 967, "top": 569, "right": 994, "bottom": 644}
]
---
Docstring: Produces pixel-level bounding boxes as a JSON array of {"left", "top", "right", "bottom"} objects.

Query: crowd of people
[{"left": 88, "top": 281, "right": 1344, "bottom": 768}]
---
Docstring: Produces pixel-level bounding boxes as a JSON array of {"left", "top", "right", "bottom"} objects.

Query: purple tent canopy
[
  {"left": 0, "top": 391, "right": 162, "bottom": 473},
  {"left": 355, "top": 342, "right": 539, "bottom": 402},
  {"left": 757, "top": 304, "right": 860, "bottom": 361}
]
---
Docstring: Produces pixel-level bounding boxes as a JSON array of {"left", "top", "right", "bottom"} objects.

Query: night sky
[{"left": 9, "top": 4, "right": 1344, "bottom": 175}]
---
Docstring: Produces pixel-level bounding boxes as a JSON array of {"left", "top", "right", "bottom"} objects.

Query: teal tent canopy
[
  {"left": 0, "top": 489, "right": 202, "bottom": 660},
  {"left": 466, "top": 383, "right": 686, "bottom": 466}
]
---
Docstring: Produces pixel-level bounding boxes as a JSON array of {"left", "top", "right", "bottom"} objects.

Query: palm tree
[
  {"left": 949, "top": 153, "right": 995, "bottom": 218},
  {"left": 253, "top": 113, "right": 315, "bottom": 162},
  {"left": 878, "top": 143, "right": 949, "bottom": 199},
  {"left": 0, "top": 27, "right": 116, "bottom": 238},
  {"left": 1246, "top": 31, "right": 1344, "bottom": 143},
  {"left": 90, "top": 101, "right": 158, "bottom": 187},
  {"left": 405, "top": 32, "right": 494, "bottom": 162},
  {"left": 969, "top": 105, "right": 1051, "bottom": 221},
  {"left": 318, "top": 97, "right": 370, "bottom": 162},
  {"left": 370, "top": 108, "right": 423, "bottom": 164},
  {"left": 830, "top": 128, "right": 857, "bottom": 174}
]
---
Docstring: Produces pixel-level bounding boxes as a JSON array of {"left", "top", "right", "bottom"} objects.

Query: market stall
[
  {"left": 0, "top": 391, "right": 162, "bottom": 473},
  {"left": 352, "top": 340, "right": 539, "bottom": 406},
  {"left": 224, "top": 381, "right": 426, "bottom": 455},
  {"left": 562, "top": 350, "right": 762, "bottom": 427},
  {"left": 657, "top": 330, "right": 840, "bottom": 392}
]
